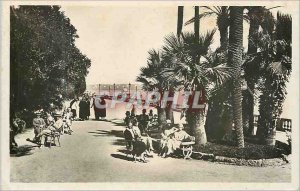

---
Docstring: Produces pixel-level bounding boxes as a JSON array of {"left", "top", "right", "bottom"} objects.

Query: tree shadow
[
  {"left": 88, "top": 129, "right": 124, "bottom": 138},
  {"left": 10, "top": 145, "right": 37, "bottom": 157}
]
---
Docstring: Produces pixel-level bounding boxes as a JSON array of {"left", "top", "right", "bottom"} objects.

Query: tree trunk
[
  {"left": 244, "top": 9, "right": 260, "bottom": 136},
  {"left": 219, "top": 25, "right": 229, "bottom": 50},
  {"left": 194, "top": 6, "right": 200, "bottom": 64},
  {"left": 165, "top": 105, "right": 174, "bottom": 124},
  {"left": 228, "top": 6, "right": 245, "bottom": 148},
  {"left": 177, "top": 6, "right": 184, "bottom": 38},
  {"left": 188, "top": 109, "right": 207, "bottom": 145},
  {"left": 157, "top": 107, "right": 166, "bottom": 128},
  {"left": 194, "top": 6, "right": 200, "bottom": 42}
]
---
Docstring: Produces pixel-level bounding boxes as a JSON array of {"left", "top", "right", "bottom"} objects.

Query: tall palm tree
[
  {"left": 186, "top": 6, "right": 230, "bottom": 50},
  {"left": 162, "top": 31, "right": 232, "bottom": 145},
  {"left": 136, "top": 49, "right": 180, "bottom": 127},
  {"left": 243, "top": 6, "right": 281, "bottom": 136},
  {"left": 177, "top": 6, "right": 184, "bottom": 38},
  {"left": 228, "top": 6, "right": 245, "bottom": 148},
  {"left": 247, "top": 12, "right": 292, "bottom": 145}
]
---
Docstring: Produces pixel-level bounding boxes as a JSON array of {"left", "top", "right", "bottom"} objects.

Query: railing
[{"left": 254, "top": 115, "right": 292, "bottom": 132}]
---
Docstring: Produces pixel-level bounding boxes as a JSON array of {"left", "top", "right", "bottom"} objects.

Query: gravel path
[{"left": 10, "top": 102, "right": 291, "bottom": 182}]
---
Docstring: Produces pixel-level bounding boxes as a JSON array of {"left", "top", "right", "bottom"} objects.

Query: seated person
[
  {"left": 31, "top": 111, "right": 46, "bottom": 143},
  {"left": 161, "top": 123, "right": 194, "bottom": 158},
  {"left": 148, "top": 109, "right": 154, "bottom": 121},
  {"left": 45, "top": 112, "right": 54, "bottom": 126},
  {"left": 123, "top": 123, "right": 135, "bottom": 150},
  {"left": 159, "top": 120, "right": 177, "bottom": 156},
  {"left": 124, "top": 111, "right": 131, "bottom": 126},
  {"left": 63, "top": 108, "right": 73, "bottom": 134},
  {"left": 130, "top": 122, "right": 154, "bottom": 157},
  {"left": 10, "top": 114, "right": 26, "bottom": 149}
]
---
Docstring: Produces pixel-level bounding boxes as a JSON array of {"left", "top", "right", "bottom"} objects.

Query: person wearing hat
[
  {"left": 162, "top": 123, "right": 193, "bottom": 158},
  {"left": 49, "top": 111, "right": 64, "bottom": 133},
  {"left": 32, "top": 111, "right": 46, "bottom": 142},
  {"left": 158, "top": 120, "right": 177, "bottom": 156}
]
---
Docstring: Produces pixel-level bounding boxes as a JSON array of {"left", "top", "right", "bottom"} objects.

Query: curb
[{"left": 191, "top": 152, "right": 291, "bottom": 167}]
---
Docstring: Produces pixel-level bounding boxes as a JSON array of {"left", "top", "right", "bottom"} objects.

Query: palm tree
[
  {"left": 242, "top": 6, "right": 281, "bottom": 136},
  {"left": 185, "top": 6, "right": 230, "bottom": 50},
  {"left": 177, "top": 6, "right": 184, "bottom": 37},
  {"left": 162, "top": 31, "right": 232, "bottom": 145},
  {"left": 228, "top": 6, "right": 245, "bottom": 148},
  {"left": 246, "top": 12, "right": 292, "bottom": 145},
  {"left": 136, "top": 49, "right": 180, "bottom": 127}
]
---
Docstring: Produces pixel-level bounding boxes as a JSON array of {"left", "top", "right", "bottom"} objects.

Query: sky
[
  {"left": 61, "top": 6, "right": 289, "bottom": 85},
  {"left": 60, "top": 5, "right": 295, "bottom": 118}
]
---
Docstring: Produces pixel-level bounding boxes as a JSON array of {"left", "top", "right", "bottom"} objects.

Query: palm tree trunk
[
  {"left": 187, "top": 89, "right": 207, "bottom": 145},
  {"left": 157, "top": 107, "right": 166, "bottom": 129},
  {"left": 228, "top": 6, "right": 245, "bottom": 148},
  {"left": 219, "top": 25, "right": 229, "bottom": 50},
  {"left": 194, "top": 6, "right": 200, "bottom": 64},
  {"left": 194, "top": 6, "right": 200, "bottom": 42},
  {"left": 177, "top": 6, "right": 184, "bottom": 38},
  {"left": 244, "top": 10, "right": 260, "bottom": 136},
  {"left": 165, "top": 105, "right": 174, "bottom": 124}
]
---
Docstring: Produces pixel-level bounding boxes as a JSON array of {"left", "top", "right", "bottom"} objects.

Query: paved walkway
[{"left": 10, "top": 102, "right": 291, "bottom": 182}]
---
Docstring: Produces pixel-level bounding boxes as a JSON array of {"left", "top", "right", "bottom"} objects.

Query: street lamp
[
  {"left": 113, "top": 83, "right": 115, "bottom": 95},
  {"left": 129, "top": 83, "right": 131, "bottom": 97},
  {"left": 99, "top": 84, "right": 101, "bottom": 95}
]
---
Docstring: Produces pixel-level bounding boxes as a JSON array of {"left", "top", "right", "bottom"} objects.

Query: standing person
[
  {"left": 138, "top": 109, "right": 149, "bottom": 134},
  {"left": 91, "top": 95, "right": 100, "bottom": 120},
  {"left": 99, "top": 96, "right": 107, "bottom": 120},
  {"left": 79, "top": 97, "right": 86, "bottom": 121},
  {"left": 85, "top": 96, "right": 91, "bottom": 120}
]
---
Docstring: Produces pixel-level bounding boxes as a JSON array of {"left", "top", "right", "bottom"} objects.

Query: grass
[{"left": 194, "top": 141, "right": 285, "bottom": 160}]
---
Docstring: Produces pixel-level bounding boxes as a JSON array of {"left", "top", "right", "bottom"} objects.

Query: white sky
[
  {"left": 61, "top": 6, "right": 288, "bottom": 85},
  {"left": 60, "top": 6, "right": 294, "bottom": 117}
]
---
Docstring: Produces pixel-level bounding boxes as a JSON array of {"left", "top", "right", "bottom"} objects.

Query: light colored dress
[{"left": 166, "top": 130, "right": 191, "bottom": 155}]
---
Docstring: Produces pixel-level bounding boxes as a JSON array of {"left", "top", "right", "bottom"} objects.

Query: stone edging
[{"left": 191, "top": 152, "right": 291, "bottom": 167}]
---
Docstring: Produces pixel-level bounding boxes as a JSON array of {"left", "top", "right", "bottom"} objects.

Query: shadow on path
[
  {"left": 88, "top": 129, "right": 124, "bottom": 138},
  {"left": 10, "top": 145, "right": 37, "bottom": 157},
  {"left": 111, "top": 153, "right": 134, "bottom": 162}
]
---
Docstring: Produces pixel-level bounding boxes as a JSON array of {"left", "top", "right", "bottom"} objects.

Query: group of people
[
  {"left": 70, "top": 93, "right": 107, "bottom": 121},
  {"left": 70, "top": 94, "right": 91, "bottom": 121},
  {"left": 123, "top": 108, "right": 194, "bottom": 162},
  {"left": 26, "top": 107, "right": 74, "bottom": 147}
]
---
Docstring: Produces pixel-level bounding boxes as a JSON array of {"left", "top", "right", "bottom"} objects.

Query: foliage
[
  {"left": 245, "top": 11, "right": 292, "bottom": 139},
  {"left": 10, "top": 6, "right": 91, "bottom": 120}
]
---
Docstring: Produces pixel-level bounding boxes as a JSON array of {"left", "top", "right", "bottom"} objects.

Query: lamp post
[
  {"left": 99, "top": 84, "right": 101, "bottom": 95},
  {"left": 113, "top": 83, "right": 115, "bottom": 95},
  {"left": 109, "top": 85, "right": 111, "bottom": 95},
  {"left": 128, "top": 83, "right": 131, "bottom": 97}
]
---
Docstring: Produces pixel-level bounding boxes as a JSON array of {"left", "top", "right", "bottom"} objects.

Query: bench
[{"left": 180, "top": 141, "right": 195, "bottom": 159}]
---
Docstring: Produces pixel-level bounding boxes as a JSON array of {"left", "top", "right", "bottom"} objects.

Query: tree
[
  {"left": 249, "top": 12, "right": 292, "bottom": 145},
  {"left": 242, "top": 6, "right": 280, "bottom": 136},
  {"left": 186, "top": 6, "right": 230, "bottom": 50},
  {"left": 177, "top": 6, "right": 184, "bottom": 38},
  {"left": 228, "top": 6, "right": 245, "bottom": 147},
  {"left": 10, "top": 6, "right": 91, "bottom": 123},
  {"left": 136, "top": 50, "right": 180, "bottom": 127},
  {"left": 162, "top": 31, "right": 232, "bottom": 145}
]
